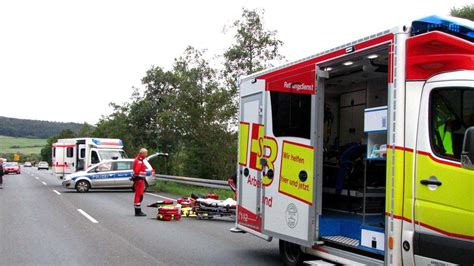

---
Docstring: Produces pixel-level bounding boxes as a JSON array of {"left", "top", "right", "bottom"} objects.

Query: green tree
[
  {"left": 40, "top": 129, "right": 76, "bottom": 164},
  {"left": 94, "top": 102, "right": 136, "bottom": 155},
  {"left": 170, "top": 47, "right": 237, "bottom": 179},
  {"left": 78, "top": 122, "right": 95, "bottom": 137},
  {"left": 139, "top": 66, "right": 182, "bottom": 173},
  {"left": 451, "top": 4, "right": 474, "bottom": 20},
  {"left": 223, "top": 8, "right": 284, "bottom": 92},
  {"left": 139, "top": 47, "right": 237, "bottom": 179}
]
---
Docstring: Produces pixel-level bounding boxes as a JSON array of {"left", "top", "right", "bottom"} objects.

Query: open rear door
[
  {"left": 53, "top": 142, "right": 65, "bottom": 177},
  {"left": 63, "top": 145, "right": 76, "bottom": 175},
  {"left": 259, "top": 67, "right": 323, "bottom": 247},
  {"left": 236, "top": 78, "right": 271, "bottom": 240}
]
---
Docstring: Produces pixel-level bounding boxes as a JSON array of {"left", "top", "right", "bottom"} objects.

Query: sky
[{"left": 0, "top": 0, "right": 471, "bottom": 125}]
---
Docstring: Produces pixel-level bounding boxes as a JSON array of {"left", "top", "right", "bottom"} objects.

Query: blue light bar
[
  {"left": 411, "top": 15, "right": 474, "bottom": 42},
  {"left": 92, "top": 138, "right": 123, "bottom": 146}
]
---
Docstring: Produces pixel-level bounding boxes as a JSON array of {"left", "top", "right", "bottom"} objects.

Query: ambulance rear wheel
[
  {"left": 76, "top": 180, "right": 90, "bottom": 193},
  {"left": 279, "top": 239, "right": 304, "bottom": 266}
]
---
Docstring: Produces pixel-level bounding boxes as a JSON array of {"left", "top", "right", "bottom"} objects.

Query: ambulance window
[
  {"left": 430, "top": 88, "right": 474, "bottom": 161},
  {"left": 271, "top": 91, "right": 311, "bottom": 139},
  {"left": 80, "top": 149, "right": 85, "bottom": 159},
  {"left": 91, "top": 151, "right": 100, "bottom": 164},
  {"left": 66, "top": 147, "right": 74, "bottom": 158},
  {"left": 53, "top": 148, "right": 56, "bottom": 158}
]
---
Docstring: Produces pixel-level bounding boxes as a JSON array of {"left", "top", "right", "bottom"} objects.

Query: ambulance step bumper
[{"left": 321, "top": 236, "right": 359, "bottom": 247}]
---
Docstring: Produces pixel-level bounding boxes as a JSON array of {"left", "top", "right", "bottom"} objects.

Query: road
[{"left": 0, "top": 167, "right": 280, "bottom": 265}]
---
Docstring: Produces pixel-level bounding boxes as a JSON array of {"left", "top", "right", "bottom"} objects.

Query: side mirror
[{"left": 461, "top": 127, "right": 474, "bottom": 170}]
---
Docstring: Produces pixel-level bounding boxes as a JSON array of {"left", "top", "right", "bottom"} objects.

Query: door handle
[{"left": 420, "top": 179, "right": 442, "bottom": 186}]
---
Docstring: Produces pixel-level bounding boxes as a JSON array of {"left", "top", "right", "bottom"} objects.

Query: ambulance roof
[{"left": 240, "top": 15, "right": 472, "bottom": 83}]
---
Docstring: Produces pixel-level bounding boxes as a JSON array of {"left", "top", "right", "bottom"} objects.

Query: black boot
[{"left": 135, "top": 207, "right": 146, "bottom": 217}]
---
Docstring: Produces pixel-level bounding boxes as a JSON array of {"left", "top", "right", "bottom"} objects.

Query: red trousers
[{"left": 134, "top": 179, "right": 145, "bottom": 205}]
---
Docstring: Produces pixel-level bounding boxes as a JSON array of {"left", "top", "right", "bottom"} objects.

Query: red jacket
[{"left": 133, "top": 153, "right": 147, "bottom": 178}]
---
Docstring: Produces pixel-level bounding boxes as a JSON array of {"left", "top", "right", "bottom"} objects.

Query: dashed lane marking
[
  {"left": 42, "top": 181, "right": 47, "bottom": 186},
  {"left": 77, "top": 209, "right": 99, "bottom": 223},
  {"left": 53, "top": 190, "right": 61, "bottom": 195}
]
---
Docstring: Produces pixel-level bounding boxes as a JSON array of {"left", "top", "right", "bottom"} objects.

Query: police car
[{"left": 62, "top": 158, "right": 156, "bottom": 193}]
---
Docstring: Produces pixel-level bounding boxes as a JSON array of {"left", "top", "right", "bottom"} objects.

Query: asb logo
[{"left": 239, "top": 122, "right": 277, "bottom": 186}]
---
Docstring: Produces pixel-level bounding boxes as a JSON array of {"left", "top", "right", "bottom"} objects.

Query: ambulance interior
[{"left": 318, "top": 47, "right": 388, "bottom": 256}]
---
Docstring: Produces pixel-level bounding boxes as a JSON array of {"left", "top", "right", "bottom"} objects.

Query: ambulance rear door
[
  {"left": 259, "top": 66, "right": 321, "bottom": 247},
  {"left": 63, "top": 144, "right": 76, "bottom": 174},
  {"left": 236, "top": 78, "right": 270, "bottom": 240},
  {"left": 53, "top": 143, "right": 65, "bottom": 177}
]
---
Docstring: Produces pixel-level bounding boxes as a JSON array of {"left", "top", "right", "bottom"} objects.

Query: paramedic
[
  {"left": 133, "top": 148, "right": 148, "bottom": 216},
  {"left": 335, "top": 140, "right": 364, "bottom": 194}
]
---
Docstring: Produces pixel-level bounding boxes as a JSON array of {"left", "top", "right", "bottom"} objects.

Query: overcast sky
[{"left": 0, "top": 0, "right": 471, "bottom": 124}]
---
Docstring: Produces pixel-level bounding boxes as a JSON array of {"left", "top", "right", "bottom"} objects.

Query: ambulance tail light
[{"left": 411, "top": 15, "right": 474, "bottom": 42}]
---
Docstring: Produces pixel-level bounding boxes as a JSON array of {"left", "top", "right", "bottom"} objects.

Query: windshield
[
  {"left": 98, "top": 150, "right": 127, "bottom": 160},
  {"left": 5, "top": 162, "right": 18, "bottom": 166}
]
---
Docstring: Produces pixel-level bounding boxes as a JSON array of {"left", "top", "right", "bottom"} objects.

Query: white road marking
[
  {"left": 77, "top": 209, "right": 99, "bottom": 223},
  {"left": 35, "top": 177, "right": 39, "bottom": 180},
  {"left": 145, "top": 192, "right": 175, "bottom": 200},
  {"left": 53, "top": 190, "right": 61, "bottom": 195},
  {"left": 42, "top": 181, "right": 47, "bottom": 186}
]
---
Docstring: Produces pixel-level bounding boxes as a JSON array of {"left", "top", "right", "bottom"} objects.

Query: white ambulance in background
[{"left": 52, "top": 138, "right": 127, "bottom": 179}]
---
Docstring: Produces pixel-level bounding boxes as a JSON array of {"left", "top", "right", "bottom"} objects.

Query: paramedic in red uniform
[{"left": 133, "top": 148, "right": 148, "bottom": 216}]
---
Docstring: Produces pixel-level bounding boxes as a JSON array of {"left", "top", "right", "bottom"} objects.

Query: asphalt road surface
[{"left": 0, "top": 167, "right": 281, "bottom": 265}]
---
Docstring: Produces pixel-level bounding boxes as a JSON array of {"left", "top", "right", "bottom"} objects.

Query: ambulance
[
  {"left": 234, "top": 16, "right": 473, "bottom": 265},
  {"left": 52, "top": 138, "right": 127, "bottom": 179}
]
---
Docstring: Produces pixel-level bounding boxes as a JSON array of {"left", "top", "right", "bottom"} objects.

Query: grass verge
[
  {"left": 0, "top": 135, "right": 47, "bottom": 154},
  {"left": 153, "top": 180, "right": 235, "bottom": 200}
]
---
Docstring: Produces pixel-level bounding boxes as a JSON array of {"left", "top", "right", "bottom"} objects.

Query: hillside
[
  {"left": 0, "top": 116, "right": 84, "bottom": 139},
  {"left": 0, "top": 135, "right": 47, "bottom": 155}
]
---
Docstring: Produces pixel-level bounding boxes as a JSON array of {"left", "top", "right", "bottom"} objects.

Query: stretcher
[{"left": 193, "top": 197, "right": 236, "bottom": 220}]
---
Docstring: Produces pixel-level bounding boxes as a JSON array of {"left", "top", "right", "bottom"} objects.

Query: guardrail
[{"left": 156, "top": 174, "right": 231, "bottom": 190}]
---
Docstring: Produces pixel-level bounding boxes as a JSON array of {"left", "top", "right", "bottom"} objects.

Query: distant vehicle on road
[
  {"left": 38, "top": 161, "right": 49, "bottom": 170},
  {"left": 4, "top": 162, "right": 21, "bottom": 174},
  {"left": 52, "top": 138, "right": 127, "bottom": 180},
  {"left": 62, "top": 158, "right": 156, "bottom": 193},
  {"left": 24, "top": 161, "right": 32, "bottom": 167}
]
